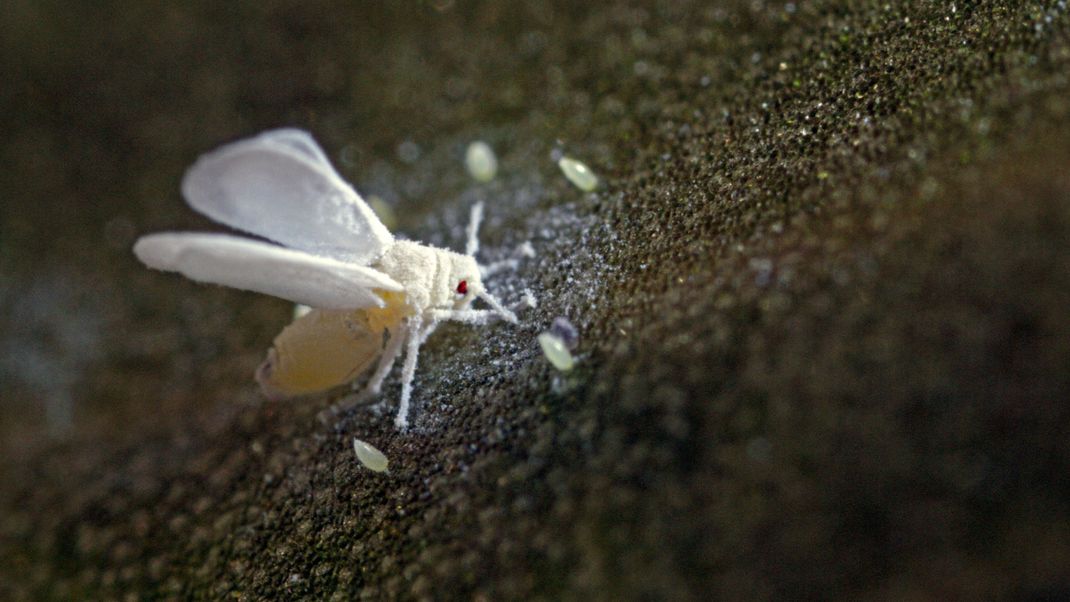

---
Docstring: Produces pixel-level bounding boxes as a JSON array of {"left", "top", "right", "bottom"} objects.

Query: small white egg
[
  {"left": 557, "top": 156, "right": 598, "bottom": 191},
  {"left": 537, "top": 332, "right": 575, "bottom": 371},
  {"left": 353, "top": 438, "right": 389, "bottom": 472},
  {"left": 465, "top": 141, "right": 498, "bottom": 182}
]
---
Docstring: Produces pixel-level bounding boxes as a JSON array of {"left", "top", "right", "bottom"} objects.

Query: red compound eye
[{"left": 456, "top": 280, "right": 468, "bottom": 295}]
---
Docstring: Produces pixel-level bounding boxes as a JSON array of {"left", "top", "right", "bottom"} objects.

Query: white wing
[
  {"left": 134, "top": 232, "right": 402, "bottom": 310},
  {"left": 257, "top": 128, "right": 332, "bottom": 166},
  {"left": 181, "top": 129, "right": 393, "bottom": 265}
]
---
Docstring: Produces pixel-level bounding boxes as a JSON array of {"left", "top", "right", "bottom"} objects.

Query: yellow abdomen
[{"left": 256, "top": 290, "right": 410, "bottom": 399}]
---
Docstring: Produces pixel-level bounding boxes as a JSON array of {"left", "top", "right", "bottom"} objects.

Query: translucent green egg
[
  {"left": 353, "top": 438, "right": 389, "bottom": 472},
  {"left": 465, "top": 141, "right": 498, "bottom": 182},
  {"left": 537, "top": 332, "right": 575, "bottom": 371},
  {"left": 557, "top": 156, "right": 598, "bottom": 191}
]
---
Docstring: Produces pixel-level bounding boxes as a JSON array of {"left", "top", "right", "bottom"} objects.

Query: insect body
[{"left": 134, "top": 129, "right": 521, "bottom": 429}]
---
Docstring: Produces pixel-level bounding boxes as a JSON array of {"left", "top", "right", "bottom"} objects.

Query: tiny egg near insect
[
  {"left": 558, "top": 156, "right": 599, "bottom": 191},
  {"left": 538, "top": 332, "right": 575, "bottom": 371},
  {"left": 353, "top": 438, "right": 389, "bottom": 472},
  {"left": 133, "top": 129, "right": 533, "bottom": 430},
  {"left": 465, "top": 141, "right": 498, "bottom": 182}
]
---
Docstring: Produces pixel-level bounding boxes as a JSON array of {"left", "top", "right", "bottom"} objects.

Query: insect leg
[
  {"left": 394, "top": 314, "right": 425, "bottom": 430},
  {"left": 510, "top": 288, "right": 538, "bottom": 312},
  {"left": 465, "top": 201, "right": 484, "bottom": 257},
  {"left": 479, "top": 242, "right": 535, "bottom": 277},
  {"left": 430, "top": 296, "right": 532, "bottom": 326},
  {"left": 359, "top": 325, "right": 406, "bottom": 397},
  {"left": 430, "top": 308, "right": 501, "bottom": 324},
  {"left": 479, "top": 260, "right": 513, "bottom": 277},
  {"left": 417, "top": 320, "right": 440, "bottom": 345},
  {"left": 477, "top": 290, "right": 518, "bottom": 323}
]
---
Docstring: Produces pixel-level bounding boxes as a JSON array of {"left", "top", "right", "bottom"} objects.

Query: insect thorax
[{"left": 374, "top": 240, "right": 479, "bottom": 312}]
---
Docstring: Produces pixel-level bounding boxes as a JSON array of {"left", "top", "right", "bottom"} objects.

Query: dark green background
[{"left": 2, "top": 1, "right": 1069, "bottom": 599}]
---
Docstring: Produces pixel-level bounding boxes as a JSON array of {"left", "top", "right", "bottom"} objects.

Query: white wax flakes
[
  {"left": 353, "top": 438, "right": 389, "bottom": 472},
  {"left": 557, "top": 156, "right": 599, "bottom": 191},
  {"left": 465, "top": 141, "right": 498, "bottom": 182},
  {"left": 520, "top": 288, "right": 538, "bottom": 310},
  {"left": 292, "top": 304, "right": 312, "bottom": 319},
  {"left": 538, "top": 332, "right": 575, "bottom": 372}
]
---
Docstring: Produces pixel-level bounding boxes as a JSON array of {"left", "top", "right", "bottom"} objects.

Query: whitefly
[{"left": 132, "top": 128, "right": 533, "bottom": 430}]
